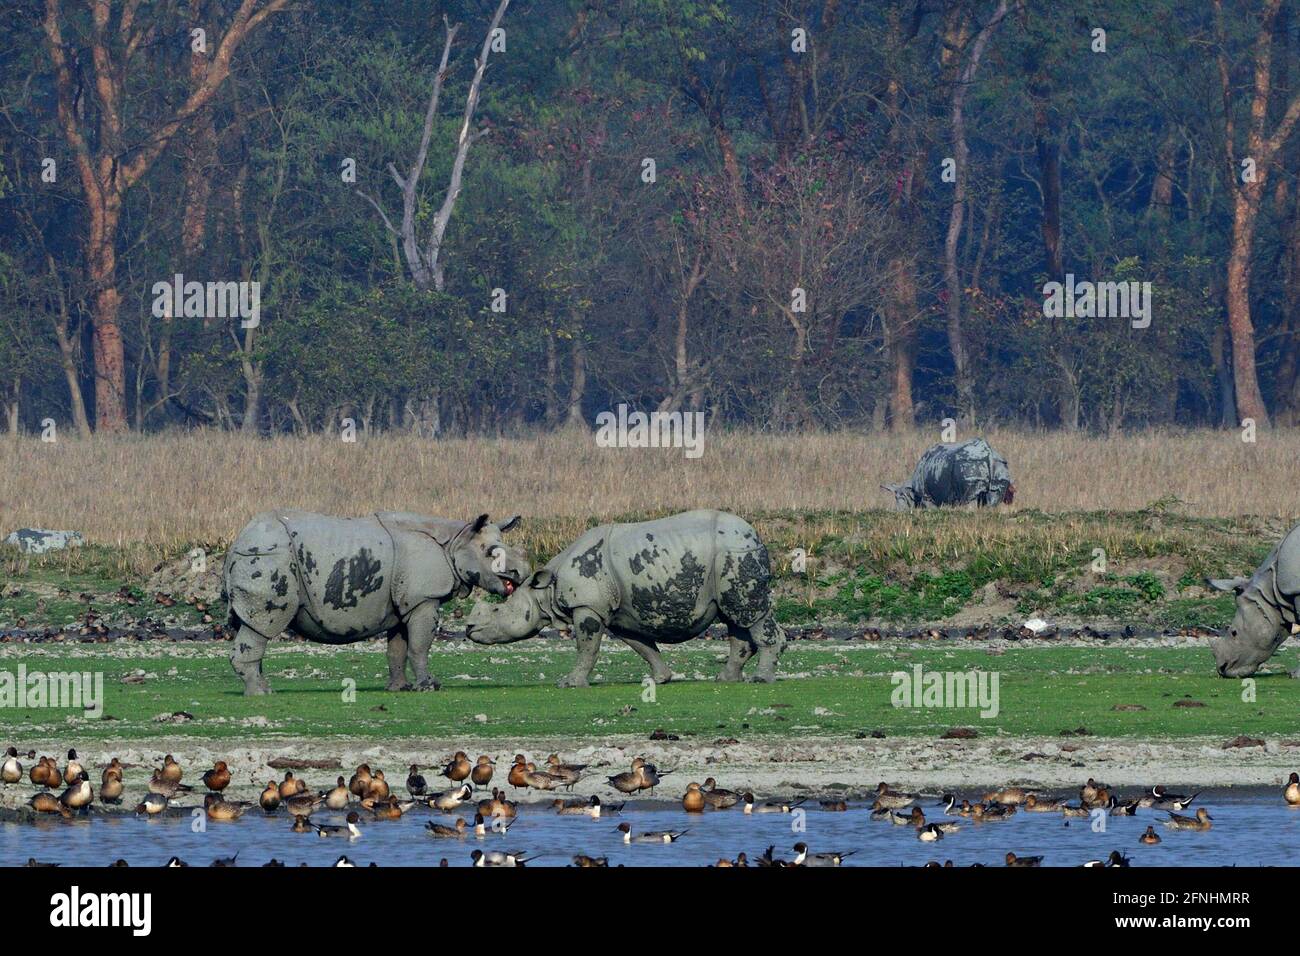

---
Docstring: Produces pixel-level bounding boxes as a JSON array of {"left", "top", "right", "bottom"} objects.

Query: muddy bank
[{"left": 3, "top": 732, "right": 1296, "bottom": 820}]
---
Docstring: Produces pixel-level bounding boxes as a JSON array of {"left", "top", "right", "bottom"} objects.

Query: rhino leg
[
  {"left": 386, "top": 626, "right": 412, "bottom": 692},
  {"left": 231, "top": 624, "right": 273, "bottom": 695},
  {"left": 557, "top": 609, "right": 604, "bottom": 688},
  {"left": 618, "top": 635, "right": 672, "bottom": 684},
  {"left": 749, "top": 615, "right": 786, "bottom": 683},
  {"left": 718, "top": 626, "right": 754, "bottom": 681},
  {"left": 405, "top": 603, "right": 442, "bottom": 691}
]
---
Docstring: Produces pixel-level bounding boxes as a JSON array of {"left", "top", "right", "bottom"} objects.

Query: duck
[
  {"left": 406, "top": 765, "right": 428, "bottom": 796},
  {"left": 474, "top": 811, "right": 512, "bottom": 836},
  {"left": 313, "top": 812, "right": 363, "bottom": 838},
  {"left": 1162, "top": 807, "right": 1213, "bottom": 831},
  {"left": 819, "top": 799, "right": 848, "bottom": 812},
  {"left": 742, "top": 793, "right": 805, "bottom": 815},
  {"left": 636, "top": 760, "right": 673, "bottom": 792},
  {"left": 163, "top": 856, "right": 189, "bottom": 867},
  {"left": 910, "top": 807, "right": 960, "bottom": 833},
  {"left": 135, "top": 793, "right": 168, "bottom": 816},
  {"left": 606, "top": 760, "right": 644, "bottom": 795},
  {"left": 332, "top": 855, "right": 356, "bottom": 867},
  {"left": 519, "top": 762, "right": 568, "bottom": 791},
  {"left": 873, "top": 782, "right": 918, "bottom": 809},
  {"left": 279, "top": 771, "right": 306, "bottom": 800},
  {"left": 30, "top": 756, "right": 58, "bottom": 787},
  {"left": 59, "top": 772, "right": 93, "bottom": 810},
  {"left": 470, "top": 755, "right": 495, "bottom": 788},
  {"left": 325, "top": 776, "right": 350, "bottom": 810},
  {"left": 917, "top": 823, "right": 946, "bottom": 842},
  {"left": 1005, "top": 852, "right": 1043, "bottom": 867},
  {"left": 1082, "top": 850, "right": 1131, "bottom": 868},
  {"left": 507, "top": 755, "right": 530, "bottom": 789},
  {"left": 204, "top": 794, "right": 250, "bottom": 821},
  {"left": 1285, "top": 772, "right": 1300, "bottom": 806},
  {"left": 555, "top": 795, "right": 611, "bottom": 818},
  {"left": 363, "top": 769, "right": 390, "bottom": 801},
  {"left": 972, "top": 802, "right": 1015, "bottom": 822},
  {"left": 201, "top": 761, "right": 231, "bottom": 792},
  {"left": 682, "top": 782, "right": 706, "bottom": 812},
  {"left": 790, "top": 842, "right": 854, "bottom": 866},
  {"left": 291, "top": 816, "right": 313, "bottom": 833},
  {"left": 348, "top": 764, "right": 372, "bottom": 796},
  {"left": 872, "top": 803, "right": 913, "bottom": 824},
  {"left": 430, "top": 783, "right": 474, "bottom": 812},
  {"left": 572, "top": 855, "right": 608, "bottom": 867},
  {"left": 1022, "top": 794, "right": 1065, "bottom": 812},
  {"left": 99, "top": 773, "right": 124, "bottom": 805},
  {"left": 1139, "top": 826, "right": 1161, "bottom": 845},
  {"left": 545, "top": 754, "right": 586, "bottom": 789},
  {"left": 1108, "top": 796, "right": 1139, "bottom": 816},
  {"left": 159, "top": 754, "right": 183, "bottom": 784},
  {"left": 2, "top": 746, "right": 22, "bottom": 784},
  {"left": 755, "top": 845, "right": 796, "bottom": 868},
  {"left": 259, "top": 781, "right": 282, "bottom": 812},
  {"left": 1147, "top": 786, "right": 1200, "bottom": 811},
  {"left": 425, "top": 817, "right": 468, "bottom": 838},
  {"left": 477, "top": 788, "right": 517, "bottom": 820},
  {"left": 101, "top": 757, "right": 123, "bottom": 784},
  {"left": 440, "top": 752, "right": 472, "bottom": 783},
  {"left": 147, "top": 772, "right": 191, "bottom": 799},
  {"left": 284, "top": 792, "right": 325, "bottom": 818},
  {"left": 1060, "top": 803, "right": 1091, "bottom": 819},
  {"left": 470, "top": 848, "right": 531, "bottom": 867},
  {"left": 63, "top": 749, "right": 84, "bottom": 785},
  {"left": 701, "top": 778, "right": 740, "bottom": 809},
  {"left": 984, "top": 787, "right": 1030, "bottom": 806},
  {"left": 370, "top": 797, "right": 416, "bottom": 821},
  {"left": 30, "top": 791, "right": 71, "bottom": 816},
  {"left": 616, "top": 822, "right": 688, "bottom": 844},
  {"left": 938, "top": 795, "right": 974, "bottom": 817},
  {"left": 1080, "top": 777, "right": 1109, "bottom": 806}
]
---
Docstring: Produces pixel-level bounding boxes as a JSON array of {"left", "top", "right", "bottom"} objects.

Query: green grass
[{"left": 1, "top": 641, "right": 1296, "bottom": 742}]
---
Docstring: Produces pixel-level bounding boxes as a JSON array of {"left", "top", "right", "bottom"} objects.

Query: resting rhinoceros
[
  {"left": 883, "top": 438, "right": 1014, "bottom": 510},
  {"left": 462, "top": 509, "right": 785, "bottom": 686},
  {"left": 222, "top": 511, "right": 527, "bottom": 695},
  {"left": 1208, "top": 521, "right": 1300, "bottom": 678}
]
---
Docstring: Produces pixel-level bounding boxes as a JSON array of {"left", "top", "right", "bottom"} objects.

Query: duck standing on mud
[
  {"left": 1286, "top": 772, "right": 1300, "bottom": 806},
  {"left": 2, "top": 747, "right": 23, "bottom": 784}
]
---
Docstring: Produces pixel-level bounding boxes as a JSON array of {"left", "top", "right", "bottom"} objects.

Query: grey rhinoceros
[
  {"left": 222, "top": 511, "right": 527, "bottom": 695},
  {"left": 462, "top": 509, "right": 786, "bottom": 686},
  {"left": 1208, "top": 521, "right": 1300, "bottom": 678},
  {"left": 883, "top": 437, "right": 1015, "bottom": 510}
]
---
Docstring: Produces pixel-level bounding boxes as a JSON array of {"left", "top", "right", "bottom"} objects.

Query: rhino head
[
  {"left": 1207, "top": 576, "right": 1289, "bottom": 677},
  {"left": 463, "top": 568, "right": 555, "bottom": 644},
  {"left": 449, "top": 514, "right": 528, "bottom": 598},
  {"left": 881, "top": 483, "right": 917, "bottom": 511}
]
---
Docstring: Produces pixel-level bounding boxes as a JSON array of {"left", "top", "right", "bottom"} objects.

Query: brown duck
[
  {"left": 202, "top": 761, "right": 231, "bottom": 793},
  {"left": 471, "top": 755, "right": 495, "bottom": 788},
  {"left": 682, "top": 782, "right": 706, "bottom": 813},
  {"left": 507, "top": 755, "right": 530, "bottom": 789},
  {"left": 348, "top": 764, "right": 372, "bottom": 796},
  {"left": 259, "top": 782, "right": 282, "bottom": 812},
  {"left": 441, "top": 752, "right": 472, "bottom": 782}
]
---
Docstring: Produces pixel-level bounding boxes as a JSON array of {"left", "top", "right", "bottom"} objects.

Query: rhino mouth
[{"left": 501, "top": 577, "right": 516, "bottom": 596}]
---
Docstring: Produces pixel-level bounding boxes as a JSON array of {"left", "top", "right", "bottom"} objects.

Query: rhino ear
[
  {"left": 1206, "top": 576, "right": 1249, "bottom": 594},
  {"left": 468, "top": 514, "right": 490, "bottom": 535},
  {"left": 498, "top": 515, "right": 521, "bottom": 534},
  {"left": 529, "top": 569, "right": 554, "bottom": 590}
]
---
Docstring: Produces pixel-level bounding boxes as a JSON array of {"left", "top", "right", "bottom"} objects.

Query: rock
[
  {"left": 940, "top": 727, "right": 978, "bottom": 739},
  {"left": 267, "top": 757, "right": 341, "bottom": 770},
  {"left": 5, "top": 529, "right": 84, "bottom": 554},
  {"left": 1222, "top": 735, "right": 1265, "bottom": 749}
]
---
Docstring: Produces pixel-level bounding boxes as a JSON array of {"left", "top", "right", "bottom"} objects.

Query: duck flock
[{"left": 5, "top": 745, "right": 1298, "bottom": 867}]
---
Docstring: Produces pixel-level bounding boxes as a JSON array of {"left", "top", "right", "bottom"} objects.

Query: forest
[{"left": 1, "top": 0, "right": 1297, "bottom": 437}]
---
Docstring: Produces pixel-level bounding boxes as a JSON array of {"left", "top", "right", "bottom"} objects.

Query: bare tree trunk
[
  {"left": 1212, "top": 322, "right": 1237, "bottom": 428},
  {"left": 565, "top": 338, "right": 586, "bottom": 427}
]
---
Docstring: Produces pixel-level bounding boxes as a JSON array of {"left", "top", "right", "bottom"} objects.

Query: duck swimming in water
[
  {"left": 742, "top": 793, "right": 805, "bottom": 815},
  {"left": 313, "top": 812, "right": 363, "bottom": 838},
  {"left": 701, "top": 778, "right": 740, "bottom": 809},
  {"left": 616, "top": 822, "right": 689, "bottom": 844},
  {"left": 470, "top": 848, "right": 531, "bottom": 867},
  {"left": 1005, "top": 852, "right": 1043, "bottom": 867},
  {"left": 1139, "top": 826, "right": 1161, "bottom": 845},
  {"left": 873, "top": 782, "right": 918, "bottom": 810},
  {"left": 425, "top": 817, "right": 468, "bottom": 838},
  {"left": 790, "top": 842, "right": 855, "bottom": 866},
  {"left": 259, "top": 781, "right": 281, "bottom": 812},
  {"left": 430, "top": 783, "right": 474, "bottom": 812},
  {"left": 1286, "top": 772, "right": 1300, "bottom": 806},
  {"left": 406, "top": 765, "right": 428, "bottom": 796},
  {"left": 1162, "top": 807, "right": 1213, "bottom": 831},
  {"left": 682, "top": 782, "right": 706, "bottom": 812}
]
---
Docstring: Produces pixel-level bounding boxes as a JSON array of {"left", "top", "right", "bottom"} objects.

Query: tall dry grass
[{"left": 0, "top": 428, "right": 1291, "bottom": 555}]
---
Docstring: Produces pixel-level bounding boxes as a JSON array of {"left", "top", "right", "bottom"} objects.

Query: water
[{"left": 3, "top": 790, "right": 1297, "bottom": 867}]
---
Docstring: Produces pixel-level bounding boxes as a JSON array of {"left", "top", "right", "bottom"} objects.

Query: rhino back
[
  {"left": 1267, "top": 525, "right": 1300, "bottom": 602},
  {"left": 278, "top": 513, "right": 397, "bottom": 638}
]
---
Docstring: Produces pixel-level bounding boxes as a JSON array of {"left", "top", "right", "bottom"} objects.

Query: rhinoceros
[
  {"left": 1208, "top": 522, "right": 1300, "bottom": 678},
  {"left": 883, "top": 438, "right": 1014, "bottom": 510},
  {"left": 222, "top": 511, "right": 527, "bottom": 695},
  {"left": 462, "top": 509, "right": 786, "bottom": 686}
]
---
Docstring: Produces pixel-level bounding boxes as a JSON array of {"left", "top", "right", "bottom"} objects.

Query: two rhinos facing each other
[{"left": 222, "top": 509, "right": 785, "bottom": 694}]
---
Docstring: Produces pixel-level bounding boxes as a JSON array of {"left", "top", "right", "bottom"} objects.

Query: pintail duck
[
  {"left": 471, "top": 755, "right": 495, "bottom": 788},
  {"left": 441, "top": 752, "right": 472, "bottom": 782},
  {"left": 791, "top": 842, "right": 855, "bottom": 866},
  {"left": 430, "top": 783, "right": 474, "bottom": 812},
  {"left": 202, "top": 761, "right": 231, "bottom": 792},
  {"left": 99, "top": 773, "right": 124, "bottom": 804},
  {"left": 572, "top": 855, "right": 608, "bottom": 867},
  {"left": 260, "top": 782, "right": 282, "bottom": 812},
  {"left": 1286, "top": 772, "right": 1300, "bottom": 806},
  {"left": 507, "top": 755, "right": 530, "bottom": 789},
  {"left": 135, "top": 793, "right": 168, "bottom": 816},
  {"left": 984, "top": 787, "right": 1031, "bottom": 806},
  {"left": 616, "top": 822, "right": 689, "bottom": 844},
  {"left": 1147, "top": 787, "right": 1200, "bottom": 812},
  {"left": 406, "top": 765, "right": 428, "bottom": 796},
  {"left": 348, "top": 764, "right": 372, "bottom": 796},
  {"left": 520, "top": 763, "right": 568, "bottom": 791},
  {"left": 701, "top": 778, "right": 740, "bottom": 809},
  {"left": 63, "top": 749, "right": 84, "bottom": 785},
  {"left": 326, "top": 777, "right": 350, "bottom": 810},
  {"left": 284, "top": 792, "right": 325, "bottom": 818},
  {"left": 204, "top": 794, "right": 250, "bottom": 821},
  {"left": 159, "top": 754, "right": 183, "bottom": 784},
  {"left": 972, "top": 802, "right": 1015, "bottom": 822},
  {"left": 874, "top": 782, "right": 918, "bottom": 810},
  {"left": 1162, "top": 807, "right": 1213, "bottom": 831},
  {"left": 59, "top": 772, "right": 93, "bottom": 810},
  {"left": 545, "top": 754, "right": 586, "bottom": 789},
  {"left": 682, "top": 782, "right": 706, "bottom": 812},
  {"left": 939, "top": 795, "right": 977, "bottom": 817},
  {"left": 425, "top": 817, "right": 468, "bottom": 838},
  {"left": 1060, "top": 803, "right": 1090, "bottom": 819},
  {"left": 1005, "top": 852, "right": 1043, "bottom": 867},
  {"left": 910, "top": 807, "right": 959, "bottom": 833},
  {"left": 1022, "top": 794, "right": 1065, "bottom": 812},
  {"left": 1082, "top": 851, "right": 1130, "bottom": 868},
  {"left": 163, "top": 856, "right": 189, "bottom": 867},
  {"left": 363, "top": 769, "right": 390, "bottom": 801},
  {"left": 333, "top": 855, "right": 356, "bottom": 868},
  {"left": 148, "top": 772, "right": 191, "bottom": 798},
  {"left": 742, "top": 793, "right": 805, "bottom": 814},
  {"left": 607, "top": 763, "right": 644, "bottom": 795},
  {"left": 210, "top": 852, "right": 239, "bottom": 868},
  {"left": 755, "top": 845, "right": 796, "bottom": 867},
  {"left": 471, "top": 848, "right": 531, "bottom": 867},
  {"left": 555, "top": 795, "right": 608, "bottom": 818},
  {"left": 314, "top": 812, "right": 363, "bottom": 838},
  {"left": 474, "top": 811, "right": 513, "bottom": 836},
  {"left": 871, "top": 803, "right": 911, "bottom": 824},
  {"left": 917, "top": 823, "right": 946, "bottom": 842},
  {"left": 477, "top": 788, "right": 517, "bottom": 820},
  {"left": 1139, "top": 826, "right": 1161, "bottom": 845},
  {"left": 2, "top": 746, "right": 22, "bottom": 784},
  {"left": 1108, "top": 796, "right": 1139, "bottom": 816}
]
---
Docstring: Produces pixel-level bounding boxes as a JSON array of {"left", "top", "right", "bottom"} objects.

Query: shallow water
[{"left": 3, "top": 790, "right": 1298, "bottom": 867}]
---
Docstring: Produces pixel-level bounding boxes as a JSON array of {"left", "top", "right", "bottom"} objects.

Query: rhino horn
[{"left": 1206, "top": 576, "right": 1250, "bottom": 594}]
